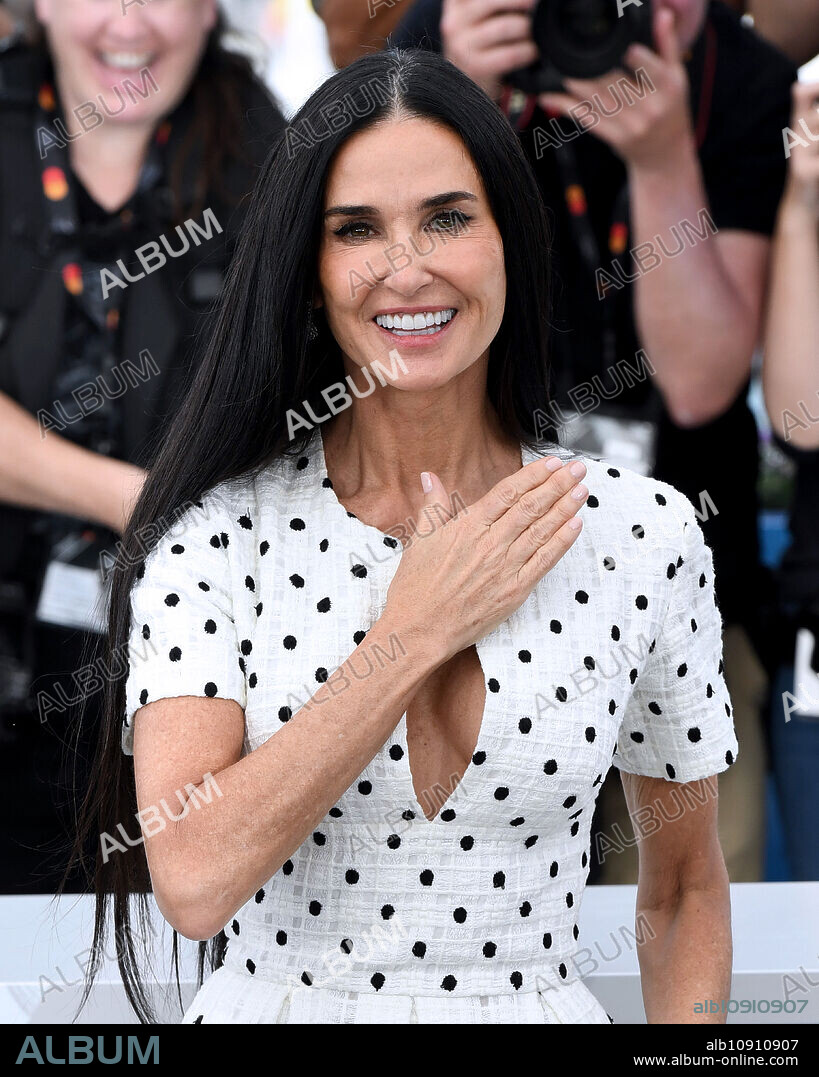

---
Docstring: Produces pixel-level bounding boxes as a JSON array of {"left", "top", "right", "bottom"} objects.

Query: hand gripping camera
[{"left": 506, "top": 0, "right": 654, "bottom": 95}]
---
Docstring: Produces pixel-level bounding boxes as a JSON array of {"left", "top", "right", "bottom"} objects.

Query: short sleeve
[
  {"left": 612, "top": 489, "right": 739, "bottom": 783},
  {"left": 122, "top": 490, "right": 247, "bottom": 755}
]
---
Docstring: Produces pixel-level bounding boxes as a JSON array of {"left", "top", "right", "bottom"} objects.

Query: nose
[
  {"left": 103, "top": 3, "right": 153, "bottom": 44},
  {"left": 370, "top": 238, "right": 436, "bottom": 295}
]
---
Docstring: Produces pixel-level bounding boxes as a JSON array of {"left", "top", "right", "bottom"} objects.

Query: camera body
[{"left": 505, "top": 0, "right": 654, "bottom": 95}]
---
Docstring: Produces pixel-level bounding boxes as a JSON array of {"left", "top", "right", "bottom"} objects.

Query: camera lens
[{"left": 558, "top": 0, "right": 618, "bottom": 46}]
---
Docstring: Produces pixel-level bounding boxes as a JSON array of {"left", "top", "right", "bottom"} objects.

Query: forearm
[
  {"left": 637, "top": 879, "right": 732, "bottom": 1023},
  {"left": 628, "top": 140, "right": 757, "bottom": 426},
  {"left": 150, "top": 614, "right": 443, "bottom": 940},
  {"left": 0, "top": 391, "right": 143, "bottom": 530},
  {"left": 762, "top": 191, "right": 819, "bottom": 447}
]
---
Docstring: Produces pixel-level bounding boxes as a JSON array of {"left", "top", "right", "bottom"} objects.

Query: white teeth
[
  {"left": 100, "top": 51, "right": 154, "bottom": 70},
  {"left": 374, "top": 309, "right": 455, "bottom": 334}
]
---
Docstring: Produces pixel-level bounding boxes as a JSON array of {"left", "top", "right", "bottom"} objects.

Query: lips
[{"left": 374, "top": 309, "right": 456, "bottom": 336}]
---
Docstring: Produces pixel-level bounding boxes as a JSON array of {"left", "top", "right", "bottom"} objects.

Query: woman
[
  {"left": 762, "top": 79, "right": 819, "bottom": 881},
  {"left": 80, "top": 49, "right": 738, "bottom": 1024},
  {"left": 0, "top": 0, "right": 283, "bottom": 892}
]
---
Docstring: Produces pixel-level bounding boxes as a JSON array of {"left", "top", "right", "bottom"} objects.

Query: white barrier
[{"left": 1, "top": 883, "right": 816, "bottom": 1024}]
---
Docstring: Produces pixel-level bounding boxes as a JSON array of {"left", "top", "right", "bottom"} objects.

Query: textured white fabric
[{"left": 123, "top": 430, "right": 738, "bottom": 1024}]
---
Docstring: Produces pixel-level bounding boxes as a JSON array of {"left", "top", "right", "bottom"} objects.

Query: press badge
[
  {"left": 792, "top": 629, "right": 819, "bottom": 720},
  {"left": 35, "top": 530, "right": 112, "bottom": 635},
  {"left": 558, "top": 412, "right": 657, "bottom": 476}
]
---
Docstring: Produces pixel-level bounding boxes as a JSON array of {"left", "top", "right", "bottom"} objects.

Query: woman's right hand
[{"left": 384, "top": 453, "right": 588, "bottom": 662}]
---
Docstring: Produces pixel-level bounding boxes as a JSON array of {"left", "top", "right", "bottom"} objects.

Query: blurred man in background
[{"left": 390, "top": 0, "right": 796, "bottom": 882}]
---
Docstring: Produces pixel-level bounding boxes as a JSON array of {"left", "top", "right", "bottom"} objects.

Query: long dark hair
[{"left": 65, "top": 48, "right": 555, "bottom": 1023}]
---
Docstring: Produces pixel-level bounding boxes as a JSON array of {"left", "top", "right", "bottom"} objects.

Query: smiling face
[
  {"left": 317, "top": 116, "right": 507, "bottom": 394},
  {"left": 34, "top": 0, "right": 217, "bottom": 127}
]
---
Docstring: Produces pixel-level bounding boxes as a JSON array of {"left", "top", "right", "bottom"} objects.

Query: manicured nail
[
  {"left": 568, "top": 517, "right": 583, "bottom": 530},
  {"left": 420, "top": 472, "right": 433, "bottom": 493},
  {"left": 569, "top": 460, "right": 586, "bottom": 478},
  {"left": 544, "top": 456, "right": 562, "bottom": 471},
  {"left": 571, "top": 483, "right": 588, "bottom": 500}
]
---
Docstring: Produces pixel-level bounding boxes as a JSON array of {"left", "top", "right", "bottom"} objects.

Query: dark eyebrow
[{"left": 323, "top": 191, "right": 478, "bottom": 219}]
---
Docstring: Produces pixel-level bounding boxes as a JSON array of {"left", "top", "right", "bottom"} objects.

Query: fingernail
[
  {"left": 570, "top": 460, "right": 586, "bottom": 478},
  {"left": 544, "top": 456, "right": 562, "bottom": 471},
  {"left": 571, "top": 483, "right": 588, "bottom": 500},
  {"left": 420, "top": 472, "right": 433, "bottom": 493},
  {"left": 568, "top": 517, "right": 583, "bottom": 530}
]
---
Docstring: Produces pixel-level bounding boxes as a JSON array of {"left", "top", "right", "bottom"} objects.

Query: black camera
[{"left": 506, "top": 0, "right": 654, "bottom": 95}]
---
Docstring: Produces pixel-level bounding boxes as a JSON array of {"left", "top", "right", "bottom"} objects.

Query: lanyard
[
  {"left": 500, "top": 21, "right": 718, "bottom": 375},
  {"left": 34, "top": 80, "right": 171, "bottom": 344}
]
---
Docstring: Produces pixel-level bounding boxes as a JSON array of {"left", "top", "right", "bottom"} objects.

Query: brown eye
[
  {"left": 428, "top": 209, "right": 472, "bottom": 233},
  {"left": 334, "top": 221, "right": 374, "bottom": 239}
]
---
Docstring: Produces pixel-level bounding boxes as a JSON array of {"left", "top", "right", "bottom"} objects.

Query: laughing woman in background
[
  {"left": 76, "top": 50, "right": 738, "bottom": 1024},
  {"left": 0, "top": 0, "right": 283, "bottom": 893}
]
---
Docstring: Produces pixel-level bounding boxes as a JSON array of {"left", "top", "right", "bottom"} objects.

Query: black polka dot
[
  {"left": 460, "top": 836, "right": 474, "bottom": 850},
  {"left": 550, "top": 619, "right": 562, "bottom": 633},
  {"left": 575, "top": 591, "right": 589, "bottom": 604},
  {"left": 483, "top": 941, "right": 497, "bottom": 958},
  {"left": 441, "top": 975, "right": 457, "bottom": 991},
  {"left": 308, "top": 900, "right": 322, "bottom": 916},
  {"left": 493, "top": 871, "right": 505, "bottom": 888},
  {"left": 453, "top": 907, "right": 467, "bottom": 923},
  {"left": 420, "top": 870, "right": 434, "bottom": 886},
  {"left": 494, "top": 787, "right": 509, "bottom": 800},
  {"left": 316, "top": 597, "right": 331, "bottom": 613},
  {"left": 345, "top": 868, "right": 359, "bottom": 884},
  {"left": 289, "top": 518, "right": 305, "bottom": 531},
  {"left": 543, "top": 759, "right": 558, "bottom": 775},
  {"left": 665, "top": 763, "right": 676, "bottom": 779},
  {"left": 488, "top": 678, "right": 500, "bottom": 693},
  {"left": 370, "top": 973, "right": 385, "bottom": 991},
  {"left": 687, "top": 727, "right": 701, "bottom": 743},
  {"left": 389, "top": 744, "right": 404, "bottom": 760},
  {"left": 412, "top": 942, "right": 426, "bottom": 958},
  {"left": 381, "top": 904, "right": 394, "bottom": 919}
]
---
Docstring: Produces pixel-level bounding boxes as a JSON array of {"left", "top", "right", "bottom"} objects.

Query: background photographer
[
  {"left": 392, "top": 0, "right": 796, "bottom": 883},
  {"left": 761, "top": 79, "right": 819, "bottom": 881}
]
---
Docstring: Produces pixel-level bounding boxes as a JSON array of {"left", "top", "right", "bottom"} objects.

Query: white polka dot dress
[{"left": 123, "top": 430, "right": 739, "bottom": 1024}]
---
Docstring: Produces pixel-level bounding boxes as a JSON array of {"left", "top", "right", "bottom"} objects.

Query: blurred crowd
[{"left": 0, "top": 0, "right": 817, "bottom": 893}]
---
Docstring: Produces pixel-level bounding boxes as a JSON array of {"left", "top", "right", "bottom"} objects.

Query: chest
[{"left": 236, "top": 507, "right": 662, "bottom": 830}]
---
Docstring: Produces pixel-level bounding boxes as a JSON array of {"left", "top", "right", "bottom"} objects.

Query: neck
[
  {"left": 320, "top": 356, "right": 522, "bottom": 507},
  {"left": 54, "top": 74, "right": 155, "bottom": 211}
]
